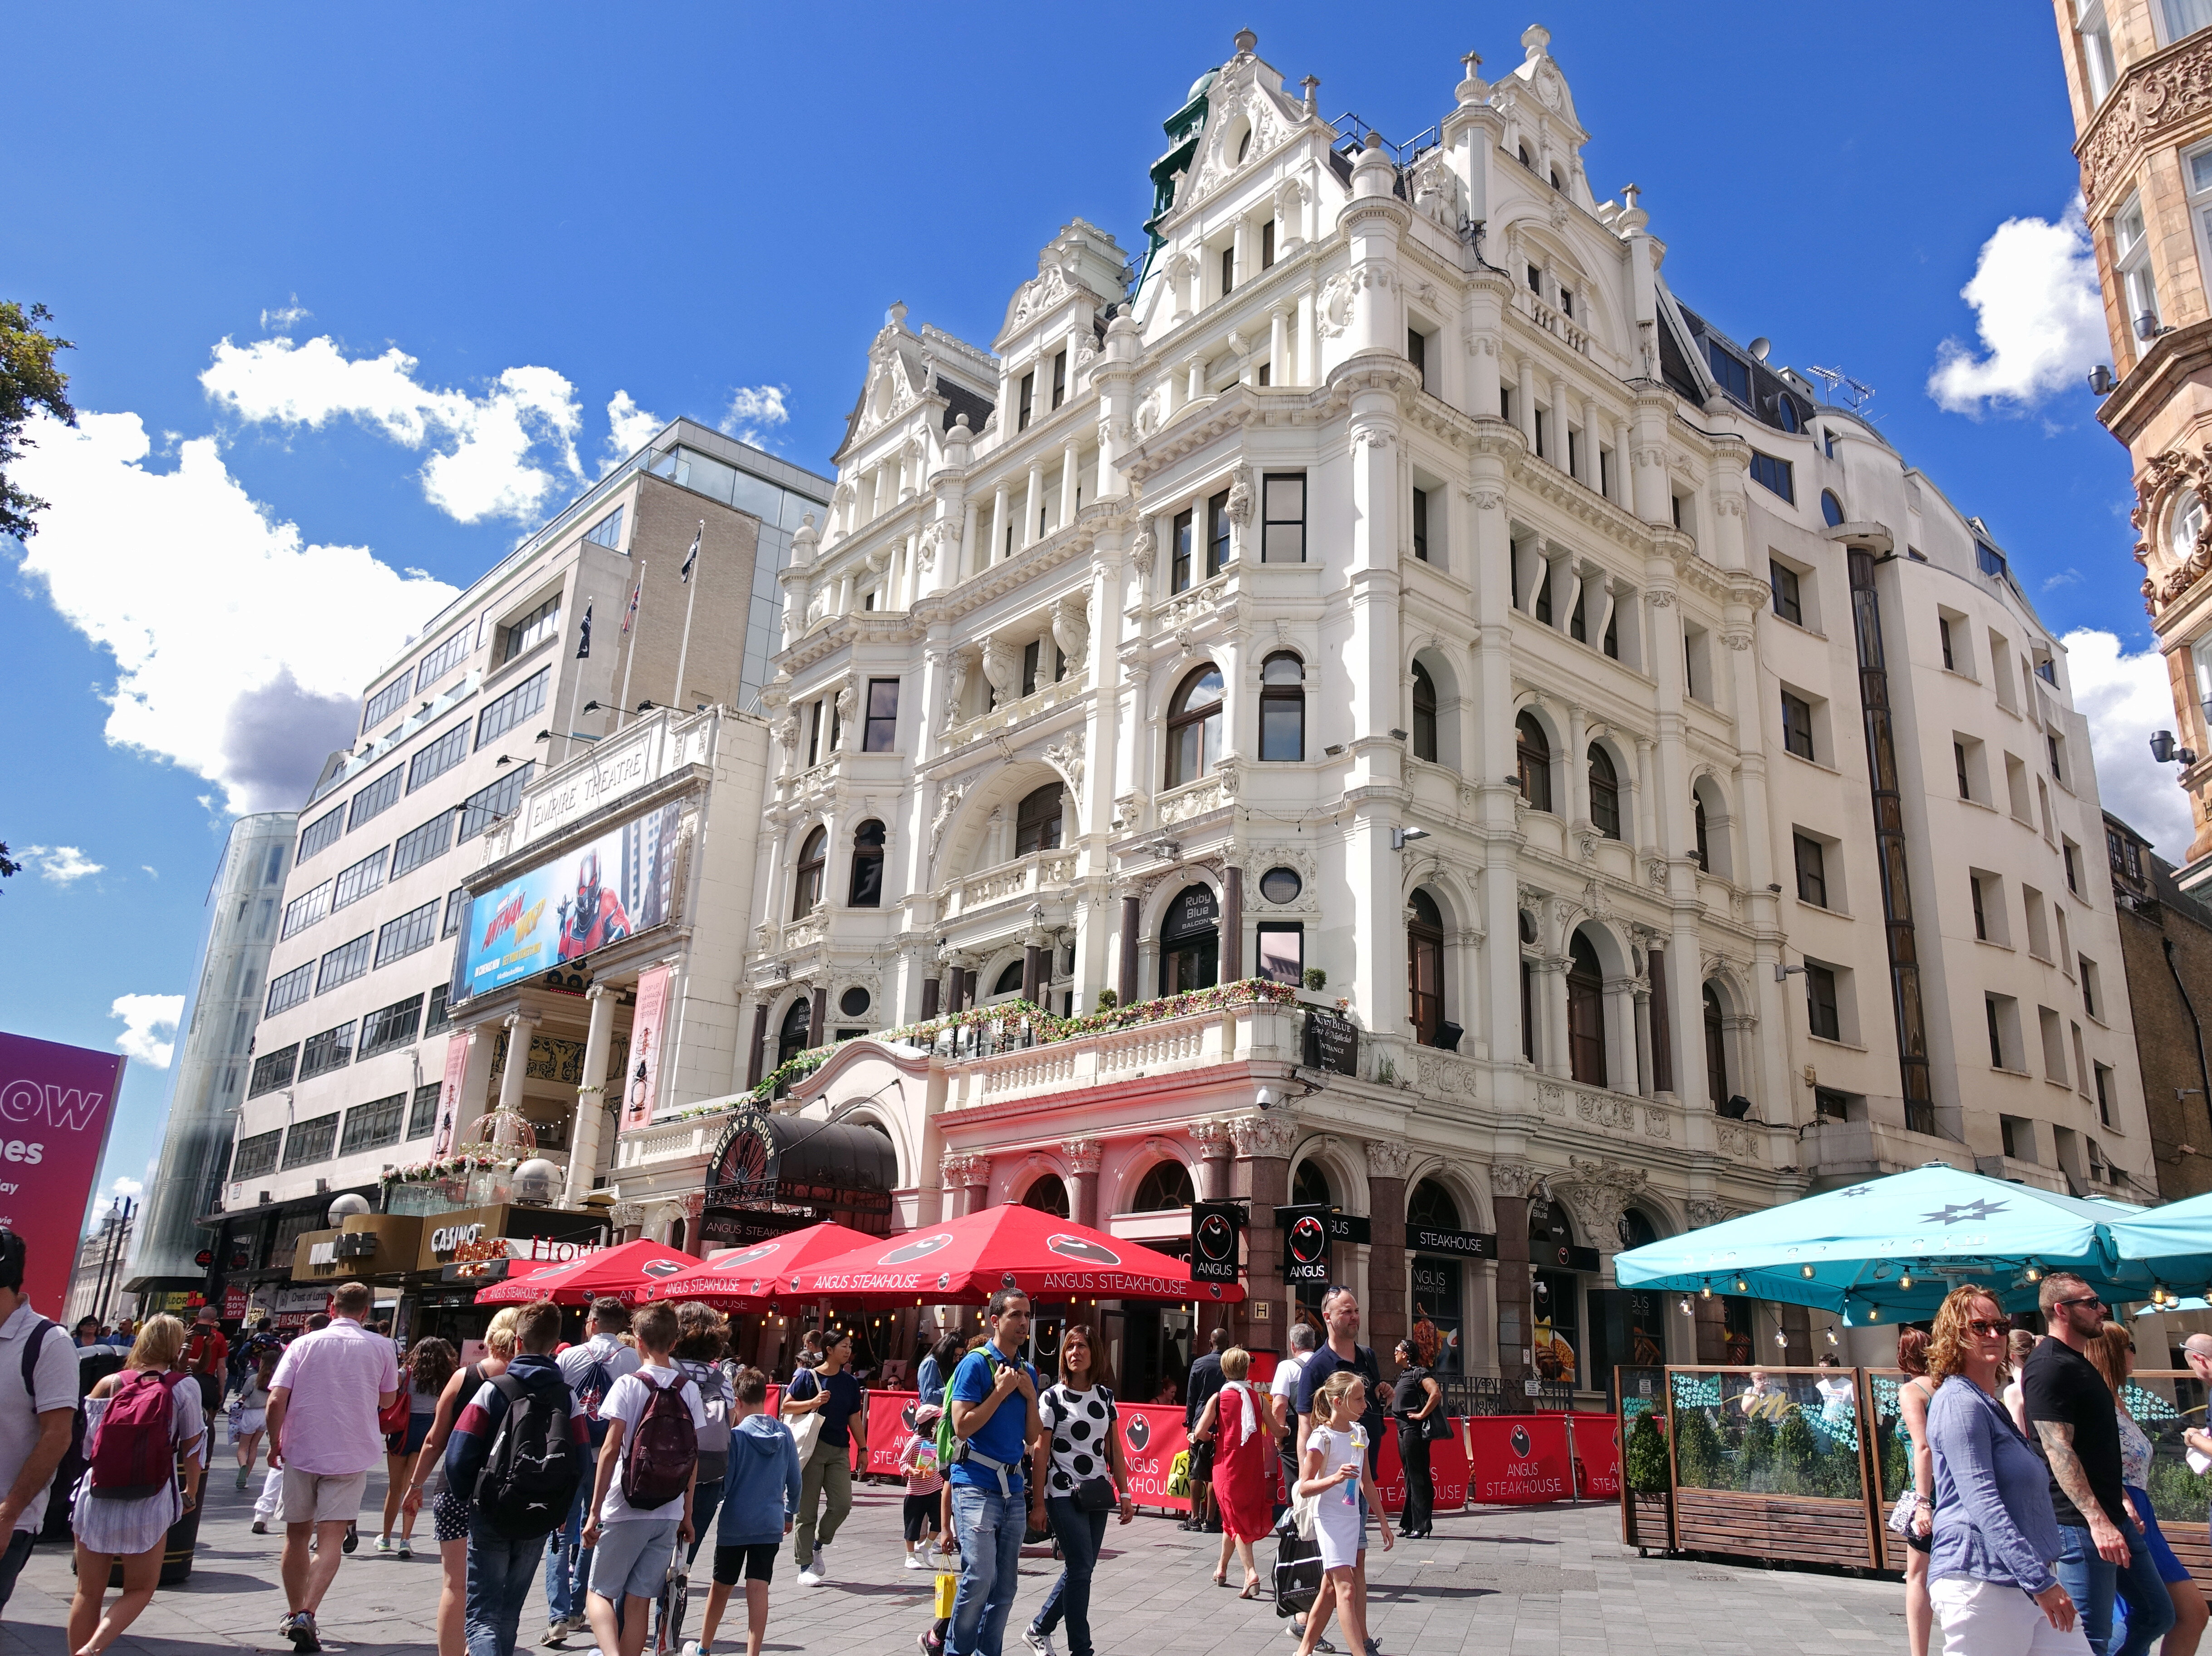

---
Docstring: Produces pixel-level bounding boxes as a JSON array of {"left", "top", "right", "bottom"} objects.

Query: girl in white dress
[
  {"left": 231, "top": 1349, "right": 276, "bottom": 1488},
  {"left": 67, "top": 1314, "right": 204, "bottom": 1656},
  {"left": 1294, "top": 1370, "right": 1392, "bottom": 1656}
]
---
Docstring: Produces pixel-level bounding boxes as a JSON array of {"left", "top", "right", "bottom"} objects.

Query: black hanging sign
[
  {"left": 1408, "top": 1225, "right": 1497, "bottom": 1259},
  {"left": 1190, "top": 1201, "right": 1243, "bottom": 1283},
  {"left": 1278, "top": 1204, "right": 1332, "bottom": 1283},
  {"left": 1535, "top": 1241, "right": 1603, "bottom": 1273},
  {"left": 1303, "top": 1008, "right": 1359, "bottom": 1075}
]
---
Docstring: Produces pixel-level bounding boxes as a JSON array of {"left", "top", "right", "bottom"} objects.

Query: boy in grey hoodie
[{"left": 688, "top": 1368, "right": 801, "bottom": 1656}]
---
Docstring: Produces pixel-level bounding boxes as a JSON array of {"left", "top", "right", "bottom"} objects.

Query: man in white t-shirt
[
  {"left": 1269, "top": 1321, "right": 1317, "bottom": 1509},
  {"left": 0, "top": 1229, "right": 79, "bottom": 1611},
  {"left": 579, "top": 1302, "right": 704, "bottom": 1656}
]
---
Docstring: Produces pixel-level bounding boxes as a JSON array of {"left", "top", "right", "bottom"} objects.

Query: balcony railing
[{"left": 945, "top": 849, "right": 1080, "bottom": 917}]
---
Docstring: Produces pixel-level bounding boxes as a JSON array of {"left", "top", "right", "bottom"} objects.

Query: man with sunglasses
[{"left": 2023, "top": 1273, "right": 2173, "bottom": 1656}]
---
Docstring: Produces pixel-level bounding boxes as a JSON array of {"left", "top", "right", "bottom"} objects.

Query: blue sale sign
[{"left": 459, "top": 800, "right": 681, "bottom": 996}]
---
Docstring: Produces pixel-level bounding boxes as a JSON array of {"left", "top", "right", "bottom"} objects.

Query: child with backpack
[
  {"left": 688, "top": 1367, "right": 800, "bottom": 1656},
  {"left": 65, "top": 1314, "right": 205, "bottom": 1656},
  {"left": 580, "top": 1301, "right": 707, "bottom": 1656},
  {"left": 898, "top": 1401, "right": 946, "bottom": 1570},
  {"left": 443, "top": 1301, "right": 588, "bottom": 1656}
]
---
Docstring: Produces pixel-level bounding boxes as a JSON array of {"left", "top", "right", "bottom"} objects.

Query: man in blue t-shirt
[{"left": 946, "top": 1290, "right": 1041, "bottom": 1656}]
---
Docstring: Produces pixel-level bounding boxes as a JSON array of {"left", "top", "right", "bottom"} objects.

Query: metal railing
[{"left": 1443, "top": 1375, "right": 1576, "bottom": 1416}]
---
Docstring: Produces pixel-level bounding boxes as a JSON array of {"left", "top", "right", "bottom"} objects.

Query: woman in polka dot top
[{"left": 1021, "top": 1325, "right": 1132, "bottom": 1656}]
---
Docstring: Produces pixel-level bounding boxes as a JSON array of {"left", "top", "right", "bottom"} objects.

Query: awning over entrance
[{"left": 699, "top": 1110, "right": 897, "bottom": 1246}]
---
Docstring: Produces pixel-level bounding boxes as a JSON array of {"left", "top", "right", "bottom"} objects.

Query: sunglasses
[
  {"left": 2053, "top": 1295, "right": 2106, "bottom": 1311},
  {"left": 1966, "top": 1319, "right": 2009, "bottom": 1337}
]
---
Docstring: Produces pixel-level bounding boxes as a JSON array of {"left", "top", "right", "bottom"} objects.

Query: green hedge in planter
[{"left": 1626, "top": 1411, "right": 1672, "bottom": 1493}]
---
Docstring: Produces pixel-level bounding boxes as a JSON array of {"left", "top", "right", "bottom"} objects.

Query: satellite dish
[{"left": 1748, "top": 337, "right": 1771, "bottom": 362}]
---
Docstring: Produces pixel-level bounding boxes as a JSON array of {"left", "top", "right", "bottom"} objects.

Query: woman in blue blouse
[{"left": 1925, "top": 1284, "right": 2086, "bottom": 1656}]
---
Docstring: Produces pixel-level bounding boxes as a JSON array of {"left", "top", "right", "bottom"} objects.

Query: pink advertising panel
[{"left": 0, "top": 1033, "right": 125, "bottom": 1315}]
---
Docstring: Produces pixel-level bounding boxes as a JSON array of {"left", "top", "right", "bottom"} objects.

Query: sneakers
[
  {"left": 1286, "top": 1625, "right": 1337, "bottom": 1655},
  {"left": 281, "top": 1611, "right": 322, "bottom": 1652},
  {"left": 251, "top": 1519, "right": 268, "bottom": 1536},
  {"left": 903, "top": 1552, "right": 928, "bottom": 1572},
  {"left": 341, "top": 1522, "right": 359, "bottom": 1555},
  {"left": 375, "top": 1536, "right": 393, "bottom": 1555},
  {"left": 235, "top": 1466, "right": 251, "bottom": 1489},
  {"left": 397, "top": 1539, "right": 412, "bottom": 1560},
  {"left": 1023, "top": 1629, "right": 1057, "bottom": 1656},
  {"left": 797, "top": 1545, "right": 829, "bottom": 1586},
  {"left": 916, "top": 1635, "right": 940, "bottom": 1656}
]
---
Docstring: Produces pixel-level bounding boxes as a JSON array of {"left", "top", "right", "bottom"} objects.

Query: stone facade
[{"left": 2107, "top": 810, "right": 2212, "bottom": 1195}]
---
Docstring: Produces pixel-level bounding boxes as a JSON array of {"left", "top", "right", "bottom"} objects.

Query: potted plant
[{"left": 1623, "top": 1410, "right": 1675, "bottom": 1552}]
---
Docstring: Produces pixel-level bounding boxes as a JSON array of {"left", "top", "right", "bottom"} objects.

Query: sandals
[
  {"left": 1212, "top": 1572, "right": 1229, "bottom": 1587},
  {"left": 1239, "top": 1581, "right": 1260, "bottom": 1599}
]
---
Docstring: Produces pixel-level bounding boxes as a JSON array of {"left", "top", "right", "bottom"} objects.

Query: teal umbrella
[
  {"left": 2106, "top": 1190, "right": 2212, "bottom": 1301},
  {"left": 1612, "top": 1163, "right": 2144, "bottom": 1325}
]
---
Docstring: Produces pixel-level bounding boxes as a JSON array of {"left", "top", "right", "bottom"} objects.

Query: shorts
[
  {"left": 590, "top": 1517, "right": 679, "bottom": 1602},
  {"left": 1190, "top": 1440, "right": 1216, "bottom": 1483},
  {"left": 281, "top": 1468, "right": 369, "bottom": 1525},
  {"left": 2130, "top": 1487, "right": 2192, "bottom": 1585},
  {"left": 434, "top": 1488, "right": 471, "bottom": 1546},
  {"left": 712, "top": 1543, "right": 777, "bottom": 1586},
  {"left": 1903, "top": 1526, "right": 1932, "bottom": 1555},
  {"left": 233, "top": 1407, "right": 267, "bottom": 1437},
  {"left": 904, "top": 1493, "right": 941, "bottom": 1541},
  {"left": 386, "top": 1414, "right": 435, "bottom": 1457}
]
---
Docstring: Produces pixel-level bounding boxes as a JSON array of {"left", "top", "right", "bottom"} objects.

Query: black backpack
[{"left": 474, "top": 1372, "right": 584, "bottom": 1539}]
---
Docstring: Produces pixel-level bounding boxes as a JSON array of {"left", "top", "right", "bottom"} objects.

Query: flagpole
[
  {"left": 615, "top": 563, "right": 648, "bottom": 730},
  {"left": 562, "top": 596, "right": 593, "bottom": 764},
  {"left": 670, "top": 520, "right": 703, "bottom": 717}
]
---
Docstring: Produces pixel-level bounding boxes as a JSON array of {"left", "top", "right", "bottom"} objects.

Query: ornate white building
[{"left": 618, "top": 28, "right": 2154, "bottom": 1397}]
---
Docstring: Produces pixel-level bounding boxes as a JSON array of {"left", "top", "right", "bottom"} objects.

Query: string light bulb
[
  {"left": 2023, "top": 1265, "right": 2042, "bottom": 1283},
  {"left": 1899, "top": 1272, "right": 1914, "bottom": 1291},
  {"left": 1701, "top": 1281, "right": 1713, "bottom": 1300},
  {"left": 1679, "top": 1296, "right": 1694, "bottom": 1316},
  {"left": 1824, "top": 1327, "right": 1839, "bottom": 1346},
  {"left": 1734, "top": 1277, "right": 1749, "bottom": 1294},
  {"left": 1867, "top": 1305, "right": 1881, "bottom": 1322},
  {"left": 1773, "top": 1329, "right": 1789, "bottom": 1348},
  {"left": 1800, "top": 1264, "right": 1816, "bottom": 1279}
]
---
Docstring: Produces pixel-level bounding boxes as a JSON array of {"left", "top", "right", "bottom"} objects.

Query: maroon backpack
[
  {"left": 86, "top": 1370, "right": 182, "bottom": 1500},
  {"left": 619, "top": 1372, "right": 697, "bottom": 1509}
]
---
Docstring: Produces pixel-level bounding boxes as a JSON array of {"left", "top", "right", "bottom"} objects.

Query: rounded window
[
  {"left": 993, "top": 960, "right": 1026, "bottom": 996},
  {"left": 1132, "top": 1159, "right": 1195, "bottom": 1211},
  {"left": 1166, "top": 664, "right": 1225, "bottom": 787},
  {"left": 1820, "top": 489, "right": 1845, "bottom": 528},
  {"left": 1260, "top": 865, "right": 1302, "bottom": 905},
  {"left": 839, "top": 986, "right": 870, "bottom": 1018},
  {"left": 1022, "top": 1174, "right": 1069, "bottom": 1217},
  {"left": 1776, "top": 397, "right": 1801, "bottom": 434},
  {"left": 1292, "top": 1158, "right": 1332, "bottom": 1208},
  {"left": 2173, "top": 489, "right": 2205, "bottom": 564}
]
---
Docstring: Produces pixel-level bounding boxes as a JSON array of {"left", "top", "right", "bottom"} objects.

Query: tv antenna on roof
[{"left": 1807, "top": 365, "right": 1876, "bottom": 411}]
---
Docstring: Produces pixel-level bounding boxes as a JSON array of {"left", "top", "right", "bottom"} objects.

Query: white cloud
[
  {"left": 1929, "top": 198, "right": 2108, "bottom": 415},
  {"left": 605, "top": 391, "right": 663, "bottom": 470},
  {"left": 140, "top": 865, "right": 157, "bottom": 878},
  {"left": 201, "top": 335, "right": 583, "bottom": 522},
  {"left": 108, "top": 994, "right": 183, "bottom": 1069},
  {"left": 720, "top": 384, "right": 789, "bottom": 445},
  {"left": 106, "top": 1176, "right": 144, "bottom": 1202},
  {"left": 260, "top": 296, "right": 311, "bottom": 330},
  {"left": 2043, "top": 568, "right": 2083, "bottom": 591},
  {"left": 8, "top": 410, "right": 460, "bottom": 812},
  {"left": 17, "top": 845, "right": 104, "bottom": 885},
  {"left": 2063, "top": 627, "right": 2196, "bottom": 860}
]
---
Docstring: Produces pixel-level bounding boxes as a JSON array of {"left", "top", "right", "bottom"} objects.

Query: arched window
[
  {"left": 776, "top": 997, "right": 813, "bottom": 1067},
  {"left": 1292, "top": 1158, "right": 1332, "bottom": 1208},
  {"left": 791, "top": 827, "right": 827, "bottom": 918},
  {"left": 992, "top": 960, "right": 1026, "bottom": 997},
  {"left": 1692, "top": 794, "right": 1710, "bottom": 871},
  {"left": 1704, "top": 985, "right": 1729, "bottom": 1111},
  {"left": 848, "top": 819, "right": 885, "bottom": 907},
  {"left": 1022, "top": 1174, "right": 1069, "bottom": 1217},
  {"left": 1408, "top": 1178, "right": 1460, "bottom": 1232},
  {"left": 1566, "top": 932, "right": 1606, "bottom": 1086},
  {"left": 1260, "top": 652, "right": 1305, "bottom": 762},
  {"left": 1132, "top": 1158, "right": 1194, "bottom": 1211},
  {"left": 1820, "top": 489, "right": 1845, "bottom": 528},
  {"left": 1160, "top": 884, "right": 1219, "bottom": 996},
  {"left": 1516, "top": 713, "right": 1553, "bottom": 812},
  {"left": 1588, "top": 746, "right": 1620, "bottom": 839},
  {"left": 1408, "top": 888, "right": 1445, "bottom": 1048},
  {"left": 1618, "top": 1208, "right": 1661, "bottom": 1252},
  {"left": 1166, "top": 665, "right": 1224, "bottom": 787},
  {"left": 2173, "top": 489, "right": 2206, "bottom": 563},
  {"left": 1411, "top": 663, "right": 1439, "bottom": 762},
  {"left": 1014, "top": 783, "right": 1064, "bottom": 855}
]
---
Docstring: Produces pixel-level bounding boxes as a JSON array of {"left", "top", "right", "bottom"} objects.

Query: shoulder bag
[{"left": 782, "top": 1367, "right": 824, "bottom": 1463}]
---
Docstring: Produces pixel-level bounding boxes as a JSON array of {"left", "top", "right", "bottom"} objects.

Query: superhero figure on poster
[{"left": 557, "top": 850, "right": 631, "bottom": 960}]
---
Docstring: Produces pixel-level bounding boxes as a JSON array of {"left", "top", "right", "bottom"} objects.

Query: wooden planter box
[
  {"left": 1622, "top": 1490, "right": 1675, "bottom": 1551},
  {"left": 1673, "top": 1487, "right": 1878, "bottom": 1569}
]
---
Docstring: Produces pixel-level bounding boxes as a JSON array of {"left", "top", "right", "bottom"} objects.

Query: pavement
[{"left": 0, "top": 1447, "right": 1915, "bottom": 1656}]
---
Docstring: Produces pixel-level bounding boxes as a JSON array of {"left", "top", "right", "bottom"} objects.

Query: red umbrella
[
  {"left": 639, "top": 1222, "right": 882, "bottom": 1308},
  {"left": 474, "top": 1237, "right": 697, "bottom": 1305},
  {"left": 785, "top": 1204, "right": 1245, "bottom": 1306}
]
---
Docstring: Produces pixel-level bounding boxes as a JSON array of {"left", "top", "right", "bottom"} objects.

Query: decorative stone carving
[
  {"left": 1227, "top": 1112, "right": 1297, "bottom": 1160},
  {"left": 2135, "top": 440, "right": 2212, "bottom": 615},
  {"left": 1225, "top": 465, "right": 1254, "bottom": 527},
  {"left": 1645, "top": 588, "right": 1676, "bottom": 608},
  {"left": 1044, "top": 725, "right": 1085, "bottom": 799},
  {"left": 834, "top": 681, "right": 858, "bottom": 749},
  {"left": 2080, "top": 34, "right": 2212, "bottom": 202},
  {"left": 1489, "top": 1161, "right": 1540, "bottom": 1199},
  {"left": 941, "top": 653, "right": 970, "bottom": 732},
  {"left": 1190, "top": 1118, "right": 1234, "bottom": 1161},
  {"left": 928, "top": 779, "right": 966, "bottom": 863},
  {"left": 980, "top": 637, "right": 1021, "bottom": 702},
  {"left": 1363, "top": 1139, "right": 1415, "bottom": 1181},
  {"left": 1536, "top": 1081, "right": 1566, "bottom": 1114},
  {"left": 1317, "top": 271, "right": 1356, "bottom": 339},
  {"left": 1061, "top": 1138, "right": 1103, "bottom": 1175},
  {"left": 1470, "top": 487, "right": 1504, "bottom": 512},
  {"left": 1052, "top": 595, "right": 1091, "bottom": 667},
  {"left": 1685, "top": 1198, "right": 1725, "bottom": 1229}
]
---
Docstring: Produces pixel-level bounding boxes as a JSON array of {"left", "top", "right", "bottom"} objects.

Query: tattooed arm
[{"left": 2034, "top": 1419, "right": 2129, "bottom": 1564}]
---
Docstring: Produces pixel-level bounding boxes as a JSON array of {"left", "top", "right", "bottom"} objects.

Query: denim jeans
[
  {"left": 1031, "top": 1498, "right": 1109, "bottom": 1656},
  {"left": 543, "top": 1472, "right": 594, "bottom": 1623},
  {"left": 0, "top": 1530, "right": 32, "bottom": 1611},
  {"left": 686, "top": 1471, "right": 724, "bottom": 1566},
  {"left": 947, "top": 1484, "right": 1026, "bottom": 1656},
  {"left": 2056, "top": 1518, "right": 2176, "bottom": 1656},
  {"left": 467, "top": 1513, "right": 546, "bottom": 1656}
]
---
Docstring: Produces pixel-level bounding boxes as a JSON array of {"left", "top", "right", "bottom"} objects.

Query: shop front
[
  {"left": 290, "top": 1213, "right": 423, "bottom": 1333},
  {"left": 410, "top": 1202, "right": 612, "bottom": 1347}
]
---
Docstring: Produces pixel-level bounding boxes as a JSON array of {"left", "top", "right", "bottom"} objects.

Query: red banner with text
[
  {"left": 432, "top": 1025, "right": 474, "bottom": 1157},
  {"left": 1462, "top": 1415, "right": 1574, "bottom": 1505},
  {"left": 0, "top": 1033, "right": 123, "bottom": 1316},
  {"left": 623, "top": 965, "right": 672, "bottom": 1127},
  {"left": 1373, "top": 1421, "right": 1470, "bottom": 1514},
  {"left": 1569, "top": 1413, "right": 1621, "bottom": 1498},
  {"left": 1114, "top": 1402, "right": 1193, "bottom": 1512}
]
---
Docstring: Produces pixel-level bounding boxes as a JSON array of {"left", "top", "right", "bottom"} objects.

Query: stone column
[
  {"left": 1062, "top": 1139, "right": 1103, "bottom": 1228},
  {"left": 565, "top": 986, "right": 619, "bottom": 1206},
  {"left": 962, "top": 1156, "right": 993, "bottom": 1218},
  {"left": 1550, "top": 374, "right": 1571, "bottom": 471},
  {"left": 920, "top": 976, "right": 941, "bottom": 1020},
  {"left": 939, "top": 1153, "right": 977, "bottom": 1218},
  {"left": 1119, "top": 893, "right": 1141, "bottom": 1005},
  {"left": 495, "top": 1010, "right": 538, "bottom": 1120},
  {"left": 1492, "top": 1161, "right": 1536, "bottom": 1385},
  {"left": 1580, "top": 395, "right": 1601, "bottom": 490},
  {"left": 1221, "top": 866, "right": 1244, "bottom": 982},
  {"left": 990, "top": 483, "right": 1008, "bottom": 565},
  {"left": 1191, "top": 1119, "right": 1234, "bottom": 1202},
  {"left": 1364, "top": 1139, "right": 1413, "bottom": 1362},
  {"left": 1229, "top": 1111, "right": 1298, "bottom": 1352},
  {"left": 808, "top": 984, "right": 827, "bottom": 1048},
  {"left": 744, "top": 1001, "right": 770, "bottom": 1089},
  {"left": 1022, "top": 939, "right": 1046, "bottom": 1007},
  {"left": 1060, "top": 439, "right": 1079, "bottom": 528}
]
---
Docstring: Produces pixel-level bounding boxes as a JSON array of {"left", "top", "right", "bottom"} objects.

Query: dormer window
[{"left": 1706, "top": 341, "right": 1751, "bottom": 403}]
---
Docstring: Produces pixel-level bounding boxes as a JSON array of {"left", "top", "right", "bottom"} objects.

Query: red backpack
[
  {"left": 619, "top": 1372, "right": 697, "bottom": 1509},
  {"left": 86, "top": 1370, "right": 182, "bottom": 1500}
]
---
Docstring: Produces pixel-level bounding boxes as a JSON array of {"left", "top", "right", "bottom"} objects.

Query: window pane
[
  {"left": 476, "top": 667, "right": 550, "bottom": 750},
  {"left": 582, "top": 505, "right": 625, "bottom": 548},
  {"left": 332, "top": 848, "right": 388, "bottom": 912},
  {"left": 316, "top": 933, "right": 374, "bottom": 995},
  {"left": 282, "top": 882, "right": 334, "bottom": 940},
  {"left": 1261, "top": 697, "right": 1303, "bottom": 762},
  {"left": 362, "top": 676, "right": 411, "bottom": 734},
  {"left": 374, "top": 900, "right": 441, "bottom": 968},
  {"left": 391, "top": 812, "right": 455, "bottom": 878},
  {"left": 282, "top": 1111, "right": 341, "bottom": 1168},
  {"left": 1258, "top": 925, "right": 1303, "bottom": 985},
  {"left": 407, "top": 1081, "right": 442, "bottom": 1140},
  {"left": 298, "top": 807, "right": 344, "bottom": 863},
  {"left": 265, "top": 962, "right": 313, "bottom": 1017},
  {"left": 348, "top": 769, "right": 402, "bottom": 831},
  {"left": 247, "top": 1047, "right": 298, "bottom": 1099},
  {"left": 407, "top": 723, "right": 469, "bottom": 792},
  {"left": 415, "top": 628, "right": 472, "bottom": 693}
]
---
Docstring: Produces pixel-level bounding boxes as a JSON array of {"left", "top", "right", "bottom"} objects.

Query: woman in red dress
[{"left": 1192, "top": 1346, "right": 1272, "bottom": 1595}]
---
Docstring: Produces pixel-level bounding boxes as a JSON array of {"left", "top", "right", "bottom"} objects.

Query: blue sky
[{"left": 0, "top": 3, "right": 2170, "bottom": 1220}]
